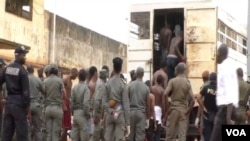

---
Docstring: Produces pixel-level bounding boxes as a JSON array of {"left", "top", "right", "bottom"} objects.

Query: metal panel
[
  {"left": 185, "top": 7, "right": 217, "bottom": 94},
  {"left": 127, "top": 10, "right": 153, "bottom": 82}
]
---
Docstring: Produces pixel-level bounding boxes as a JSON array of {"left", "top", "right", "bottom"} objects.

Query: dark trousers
[
  {"left": 166, "top": 57, "right": 179, "bottom": 80},
  {"left": 145, "top": 120, "right": 162, "bottom": 141},
  {"left": 209, "top": 107, "right": 227, "bottom": 141},
  {"left": 3, "top": 104, "right": 28, "bottom": 141},
  {"left": 202, "top": 117, "right": 213, "bottom": 141}
]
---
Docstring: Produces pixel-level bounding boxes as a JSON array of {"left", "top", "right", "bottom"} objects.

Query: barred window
[{"left": 5, "top": 0, "right": 32, "bottom": 20}]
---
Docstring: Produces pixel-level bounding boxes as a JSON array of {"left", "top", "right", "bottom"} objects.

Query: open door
[
  {"left": 128, "top": 11, "right": 153, "bottom": 82},
  {"left": 185, "top": 7, "right": 217, "bottom": 94}
]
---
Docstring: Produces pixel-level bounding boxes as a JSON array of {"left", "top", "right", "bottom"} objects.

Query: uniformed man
[
  {"left": 70, "top": 69, "right": 90, "bottom": 141},
  {"left": 0, "top": 58, "right": 6, "bottom": 139},
  {"left": 197, "top": 72, "right": 217, "bottom": 141},
  {"left": 61, "top": 68, "right": 78, "bottom": 141},
  {"left": 163, "top": 62, "right": 195, "bottom": 141},
  {"left": 26, "top": 64, "right": 45, "bottom": 141},
  {"left": 93, "top": 69, "right": 108, "bottom": 141},
  {"left": 210, "top": 44, "right": 239, "bottom": 141},
  {"left": 44, "top": 65, "right": 51, "bottom": 78},
  {"left": 0, "top": 46, "right": 31, "bottom": 141},
  {"left": 127, "top": 67, "right": 150, "bottom": 141},
  {"left": 102, "top": 57, "right": 130, "bottom": 141},
  {"left": 235, "top": 68, "right": 250, "bottom": 124},
  {"left": 37, "top": 67, "right": 44, "bottom": 81},
  {"left": 44, "top": 63, "right": 65, "bottom": 141}
]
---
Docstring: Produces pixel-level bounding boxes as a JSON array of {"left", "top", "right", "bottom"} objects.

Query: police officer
[
  {"left": 70, "top": 69, "right": 90, "bottom": 141},
  {"left": 235, "top": 68, "right": 250, "bottom": 125},
  {"left": 93, "top": 69, "right": 108, "bottom": 141},
  {"left": 197, "top": 72, "right": 217, "bottom": 141},
  {"left": 0, "top": 46, "right": 31, "bottom": 141},
  {"left": 103, "top": 57, "right": 130, "bottom": 141},
  {"left": 163, "top": 62, "right": 195, "bottom": 141},
  {"left": 43, "top": 63, "right": 64, "bottom": 141},
  {"left": 27, "top": 64, "right": 45, "bottom": 141},
  {"left": 127, "top": 67, "right": 150, "bottom": 141}
]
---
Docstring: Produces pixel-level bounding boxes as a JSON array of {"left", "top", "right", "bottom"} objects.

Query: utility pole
[
  {"left": 247, "top": 0, "right": 250, "bottom": 81},
  {"left": 52, "top": 0, "right": 57, "bottom": 63}
]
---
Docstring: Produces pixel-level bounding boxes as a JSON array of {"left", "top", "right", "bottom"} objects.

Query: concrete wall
[
  {"left": 0, "top": 0, "right": 49, "bottom": 66},
  {"left": 46, "top": 11, "right": 127, "bottom": 72}
]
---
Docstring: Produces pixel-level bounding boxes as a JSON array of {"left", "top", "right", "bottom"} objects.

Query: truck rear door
[
  {"left": 185, "top": 7, "right": 217, "bottom": 94},
  {"left": 128, "top": 10, "right": 153, "bottom": 82}
]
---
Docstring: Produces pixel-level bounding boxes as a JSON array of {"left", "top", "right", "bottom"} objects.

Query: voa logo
[{"left": 226, "top": 129, "right": 246, "bottom": 136}]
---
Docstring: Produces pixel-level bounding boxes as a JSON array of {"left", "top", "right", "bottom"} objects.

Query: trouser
[
  {"left": 166, "top": 109, "right": 187, "bottom": 141},
  {"left": 154, "top": 121, "right": 162, "bottom": 141},
  {"left": 2, "top": 104, "right": 28, "bottom": 141},
  {"left": 45, "top": 104, "right": 63, "bottom": 141},
  {"left": 202, "top": 117, "right": 213, "bottom": 141},
  {"left": 104, "top": 112, "right": 125, "bottom": 141},
  {"left": 145, "top": 119, "right": 154, "bottom": 141},
  {"left": 93, "top": 118, "right": 104, "bottom": 141},
  {"left": 209, "top": 106, "right": 227, "bottom": 141},
  {"left": 235, "top": 107, "right": 247, "bottom": 125},
  {"left": 71, "top": 110, "right": 89, "bottom": 141},
  {"left": 127, "top": 110, "right": 146, "bottom": 141},
  {"left": 29, "top": 101, "right": 43, "bottom": 141},
  {"left": 166, "top": 56, "right": 179, "bottom": 81}
]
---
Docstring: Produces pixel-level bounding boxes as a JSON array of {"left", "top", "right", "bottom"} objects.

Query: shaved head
[
  {"left": 217, "top": 43, "right": 228, "bottom": 64},
  {"left": 237, "top": 68, "right": 243, "bottom": 78},
  {"left": 175, "top": 62, "right": 186, "bottom": 75},
  {"left": 27, "top": 64, "right": 34, "bottom": 73}
]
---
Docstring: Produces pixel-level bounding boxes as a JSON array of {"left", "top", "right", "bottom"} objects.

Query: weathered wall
[
  {"left": 46, "top": 11, "right": 127, "bottom": 72},
  {"left": 0, "top": 0, "right": 49, "bottom": 65}
]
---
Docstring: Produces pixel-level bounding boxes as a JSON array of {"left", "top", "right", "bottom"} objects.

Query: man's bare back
[
  {"left": 151, "top": 84, "right": 164, "bottom": 109},
  {"left": 63, "top": 77, "right": 72, "bottom": 100},
  {"left": 153, "top": 70, "right": 168, "bottom": 89},
  {"left": 88, "top": 79, "right": 97, "bottom": 99},
  {"left": 160, "top": 26, "right": 172, "bottom": 51},
  {"left": 168, "top": 36, "right": 183, "bottom": 58}
]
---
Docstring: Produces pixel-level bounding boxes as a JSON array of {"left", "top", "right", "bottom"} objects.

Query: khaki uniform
[
  {"left": 44, "top": 74, "right": 64, "bottom": 141},
  {"left": 235, "top": 79, "right": 250, "bottom": 124},
  {"left": 28, "top": 74, "right": 45, "bottom": 141},
  {"left": 103, "top": 76, "right": 130, "bottom": 141},
  {"left": 127, "top": 80, "right": 149, "bottom": 141},
  {"left": 93, "top": 79, "right": 106, "bottom": 141},
  {"left": 70, "top": 82, "right": 90, "bottom": 141},
  {"left": 165, "top": 75, "right": 194, "bottom": 141}
]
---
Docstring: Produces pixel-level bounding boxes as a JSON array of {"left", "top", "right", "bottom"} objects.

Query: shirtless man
[
  {"left": 160, "top": 22, "right": 172, "bottom": 61},
  {"left": 166, "top": 24, "right": 185, "bottom": 81},
  {"left": 61, "top": 68, "right": 78, "bottom": 141},
  {"left": 87, "top": 66, "right": 98, "bottom": 138},
  {"left": 152, "top": 61, "right": 168, "bottom": 89},
  {"left": 151, "top": 75, "right": 165, "bottom": 141},
  {"left": 145, "top": 80, "right": 156, "bottom": 141}
]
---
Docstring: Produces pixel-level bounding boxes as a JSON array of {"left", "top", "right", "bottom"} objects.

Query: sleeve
[
  {"left": 94, "top": 84, "right": 105, "bottom": 118},
  {"left": 83, "top": 86, "right": 91, "bottom": 117},
  {"left": 38, "top": 79, "right": 45, "bottom": 95},
  {"left": 21, "top": 69, "right": 30, "bottom": 108},
  {"left": 0, "top": 68, "right": 6, "bottom": 87},
  {"left": 164, "top": 79, "right": 173, "bottom": 96},
  {"left": 70, "top": 88, "right": 75, "bottom": 111},
  {"left": 102, "top": 83, "right": 112, "bottom": 114},
  {"left": 122, "top": 85, "right": 130, "bottom": 126},
  {"left": 200, "top": 85, "right": 207, "bottom": 97},
  {"left": 225, "top": 70, "right": 239, "bottom": 106}
]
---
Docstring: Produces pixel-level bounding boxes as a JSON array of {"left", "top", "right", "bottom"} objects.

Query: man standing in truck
[
  {"left": 152, "top": 61, "right": 168, "bottom": 89},
  {"left": 159, "top": 22, "right": 172, "bottom": 62},
  {"left": 166, "top": 25, "right": 185, "bottom": 81}
]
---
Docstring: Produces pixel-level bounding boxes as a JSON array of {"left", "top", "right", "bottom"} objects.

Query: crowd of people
[{"left": 0, "top": 42, "right": 250, "bottom": 141}]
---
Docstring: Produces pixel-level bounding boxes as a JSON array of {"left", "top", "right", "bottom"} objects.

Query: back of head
[
  {"left": 49, "top": 63, "right": 58, "bottom": 75},
  {"left": 202, "top": 70, "right": 209, "bottom": 82},
  {"left": 89, "top": 66, "right": 97, "bottom": 78},
  {"left": 145, "top": 80, "right": 151, "bottom": 88},
  {"left": 175, "top": 62, "right": 186, "bottom": 75},
  {"left": 237, "top": 68, "right": 243, "bottom": 78},
  {"left": 26, "top": 64, "right": 34, "bottom": 73},
  {"left": 78, "top": 69, "right": 87, "bottom": 81},
  {"left": 102, "top": 65, "right": 109, "bottom": 73},
  {"left": 99, "top": 69, "right": 108, "bottom": 80},
  {"left": 156, "top": 74, "right": 164, "bottom": 85},
  {"left": 71, "top": 68, "right": 78, "bottom": 75},
  {"left": 217, "top": 44, "right": 228, "bottom": 63},
  {"left": 130, "top": 70, "right": 135, "bottom": 80},
  {"left": 209, "top": 72, "right": 217, "bottom": 82},
  {"left": 136, "top": 67, "right": 144, "bottom": 78},
  {"left": 113, "top": 57, "right": 123, "bottom": 73},
  {"left": 174, "top": 24, "right": 182, "bottom": 36}
]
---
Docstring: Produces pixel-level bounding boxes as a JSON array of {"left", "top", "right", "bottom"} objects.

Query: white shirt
[{"left": 217, "top": 58, "right": 239, "bottom": 107}]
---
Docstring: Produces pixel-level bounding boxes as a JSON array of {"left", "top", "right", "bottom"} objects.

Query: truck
[{"left": 127, "top": 0, "right": 247, "bottom": 140}]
